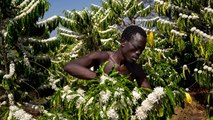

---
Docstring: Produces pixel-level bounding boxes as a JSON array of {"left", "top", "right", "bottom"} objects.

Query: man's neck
[{"left": 112, "top": 49, "right": 125, "bottom": 65}]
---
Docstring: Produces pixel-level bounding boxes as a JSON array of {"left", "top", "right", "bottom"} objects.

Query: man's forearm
[{"left": 64, "top": 64, "right": 97, "bottom": 80}]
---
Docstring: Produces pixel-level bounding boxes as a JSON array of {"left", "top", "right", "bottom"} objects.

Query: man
[{"left": 64, "top": 25, "right": 151, "bottom": 88}]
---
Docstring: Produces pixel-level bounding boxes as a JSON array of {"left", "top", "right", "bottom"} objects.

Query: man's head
[{"left": 120, "top": 25, "right": 147, "bottom": 63}]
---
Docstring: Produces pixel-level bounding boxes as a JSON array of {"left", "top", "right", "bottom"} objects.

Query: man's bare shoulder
[{"left": 86, "top": 51, "right": 110, "bottom": 61}]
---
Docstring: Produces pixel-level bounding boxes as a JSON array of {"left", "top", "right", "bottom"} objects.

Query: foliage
[
  {"left": 58, "top": 0, "right": 152, "bottom": 56},
  {"left": 152, "top": 0, "right": 213, "bottom": 117},
  {"left": 0, "top": 0, "right": 59, "bottom": 107},
  {"left": 47, "top": 63, "right": 185, "bottom": 120}
]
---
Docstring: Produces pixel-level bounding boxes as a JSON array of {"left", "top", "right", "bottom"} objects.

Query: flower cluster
[
  {"left": 135, "top": 87, "right": 165, "bottom": 120},
  {"left": 204, "top": 7, "right": 213, "bottom": 14},
  {"left": 137, "top": 17, "right": 159, "bottom": 28},
  {"left": 190, "top": 27, "right": 213, "bottom": 40},
  {"left": 0, "top": 101, "right": 7, "bottom": 107},
  {"left": 157, "top": 18, "right": 176, "bottom": 25},
  {"left": 171, "top": 29, "right": 186, "bottom": 37},
  {"left": 155, "top": 0, "right": 189, "bottom": 14},
  {"left": 106, "top": 108, "right": 119, "bottom": 120},
  {"left": 154, "top": 0, "right": 165, "bottom": 5},
  {"left": 132, "top": 87, "right": 141, "bottom": 104},
  {"left": 14, "top": 0, "right": 39, "bottom": 20},
  {"left": 28, "top": 37, "right": 57, "bottom": 43},
  {"left": 61, "top": 85, "right": 85, "bottom": 108},
  {"left": 8, "top": 105, "right": 35, "bottom": 120},
  {"left": 37, "top": 15, "right": 58, "bottom": 26},
  {"left": 3, "top": 62, "right": 15, "bottom": 79},
  {"left": 179, "top": 13, "right": 199, "bottom": 19},
  {"left": 100, "top": 75, "right": 116, "bottom": 84},
  {"left": 140, "top": 26, "right": 156, "bottom": 32},
  {"left": 17, "top": 0, "right": 31, "bottom": 8},
  {"left": 23, "top": 53, "right": 30, "bottom": 66},
  {"left": 48, "top": 77, "right": 60, "bottom": 90},
  {"left": 100, "top": 90, "right": 111, "bottom": 103},
  {"left": 58, "top": 27, "right": 79, "bottom": 35},
  {"left": 43, "top": 110, "right": 69, "bottom": 120},
  {"left": 194, "top": 64, "right": 213, "bottom": 87},
  {"left": 143, "top": 5, "right": 151, "bottom": 12}
]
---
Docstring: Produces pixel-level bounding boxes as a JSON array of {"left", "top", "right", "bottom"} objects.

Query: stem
[{"left": 0, "top": 30, "right": 8, "bottom": 74}]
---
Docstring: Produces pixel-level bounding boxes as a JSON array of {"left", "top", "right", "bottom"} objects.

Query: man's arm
[{"left": 64, "top": 51, "right": 109, "bottom": 80}]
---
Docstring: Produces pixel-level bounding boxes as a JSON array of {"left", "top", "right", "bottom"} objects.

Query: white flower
[
  {"left": 114, "top": 91, "right": 121, "bottom": 97},
  {"left": 141, "top": 99, "right": 153, "bottom": 111},
  {"left": 100, "top": 90, "right": 111, "bottom": 103},
  {"left": 131, "top": 115, "right": 137, "bottom": 120},
  {"left": 153, "top": 87, "right": 165, "bottom": 97},
  {"left": 198, "top": 31, "right": 204, "bottom": 35},
  {"left": 208, "top": 67, "right": 212, "bottom": 72},
  {"left": 0, "top": 101, "right": 7, "bottom": 106},
  {"left": 14, "top": 109, "right": 26, "bottom": 119},
  {"left": 107, "top": 108, "right": 119, "bottom": 120},
  {"left": 8, "top": 94, "right": 14, "bottom": 105},
  {"left": 61, "top": 94, "right": 67, "bottom": 101},
  {"left": 132, "top": 88, "right": 141, "bottom": 100},
  {"left": 66, "top": 94, "right": 78, "bottom": 102},
  {"left": 188, "top": 16, "right": 192, "bottom": 19},
  {"left": 159, "top": 1, "right": 164, "bottom": 5},
  {"left": 192, "top": 15, "right": 199, "bottom": 19},
  {"left": 9, "top": 105, "right": 19, "bottom": 111},
  {"left": 9, "top": 105, "right": 34, "bottom": 120},
  {"left": 77, "top": 88, "right": 85, "bottom": 96},
  {"left": 135, "top": 106, "right": 147, "bottom": 120},
  {"left": 147, "top": 93, "right": 158, "bottom": 104},
  {"left": 3, "top": 62, "right": 15, "bottom": 79},
  {"left": 86, "top": 97, "right": 94, "bottom": 106},
  {"left": 203, "top": 33, "right": 208, "bottom": 38},
  {"left": 183, "top": 64, "right": 187, "bottom": 69},
  {"left": 0, "top": 70, "right": 3, "bottom": 75},
  {"left": 8, "top": 110, "right": 13, "bottom": 120},
  {"left": 100, "top": 111, "right": 104, "bottom": 118},
  {"left": 76, "top": 96, "right": 85, "bottom": 108},
  {"left": 182, "top": 14, "right": 188, "bottom": 18},
  {"left": 63, "top": 85, "right": 71, "bottom": 92},
  {"left": 132, "top": 88, "right": 141, "bottom": 104},
  {"left": 198, "top": 70, "right": 202, "bottom": 74},
  {"left": 100, "top": 75, "right": 115, "bottom": 84},
  {"left": 190, "top": 27, "right": 196, "bottom": 32},
  {"left": 100, "top": 75, "right": 108, "bottom": 84},
  {"left": 194, "top": 68, "right": 198, "bottom": 72},
  {"left": 203, "top": 65, "right": 208, "bottom": 70}
]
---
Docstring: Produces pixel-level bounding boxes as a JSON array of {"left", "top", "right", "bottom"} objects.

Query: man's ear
[{"left": 121, "top": 41, "right": 126, "bottom": 47}]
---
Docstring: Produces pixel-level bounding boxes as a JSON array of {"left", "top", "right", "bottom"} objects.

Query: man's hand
[{"left": 117, "top": 64, "right": 129, "bottom": 75}]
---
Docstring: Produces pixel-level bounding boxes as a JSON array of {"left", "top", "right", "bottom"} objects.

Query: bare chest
[{"left": 103, "top": 58, "right": 135, "bottom": 80}]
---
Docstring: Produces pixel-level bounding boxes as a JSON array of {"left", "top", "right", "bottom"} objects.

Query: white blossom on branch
[
  {"left": 14, "top": 0, "right": 39, "bottom": 20},
  {"left": 135, "top": 87, "right": 165, "bottom": 120},
  {"left": 3, "top": 62, "right": 15, "bottom": 79},
  {"left": 37, "top": 15, "right": 58, "bottom": 26}
]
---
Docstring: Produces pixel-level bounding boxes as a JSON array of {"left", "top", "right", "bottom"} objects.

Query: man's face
[{"left": 122, "top": 33, "right": 146, "bottom": 63}]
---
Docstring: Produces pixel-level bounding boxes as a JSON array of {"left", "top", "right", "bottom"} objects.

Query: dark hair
[{"left": 121, "top": 25, "right": 147, "bottom": 42}]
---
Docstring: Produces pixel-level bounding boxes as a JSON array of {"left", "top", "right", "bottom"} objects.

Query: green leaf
[{"left": 165, "top": 87, "right": 176, "bottom": 106}]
